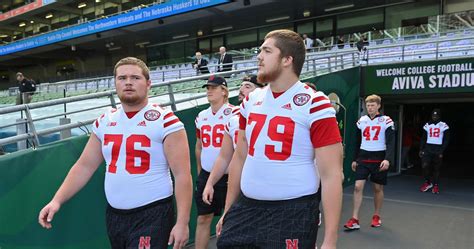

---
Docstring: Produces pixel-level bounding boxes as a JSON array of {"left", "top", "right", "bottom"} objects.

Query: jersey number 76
[{"left": 104, "top": 134, "right": 151, "bottom": 174}]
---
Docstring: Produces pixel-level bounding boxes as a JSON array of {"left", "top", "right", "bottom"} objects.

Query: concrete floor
[{"left": 189, "top": 175, "right": 474, "bottom": 249}]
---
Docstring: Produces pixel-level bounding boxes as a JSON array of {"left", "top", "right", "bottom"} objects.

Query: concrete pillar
[
  {"left": 59, "top": 118, "right": 71, "bottom": 139},
  {"left": 16, "top": 118, "right": 27, "bottom": 150}
]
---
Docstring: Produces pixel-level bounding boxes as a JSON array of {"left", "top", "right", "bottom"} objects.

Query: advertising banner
[
  {"left": 363, "top": 58, "right": 474, "bottom": 95},
  {"left": 0, "top": 0, "right": 230, "bottom": 56}
]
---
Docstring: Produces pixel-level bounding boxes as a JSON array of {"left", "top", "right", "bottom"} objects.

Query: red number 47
[{"left": 363, "top": 126, "right": 381, "bottom": 141}]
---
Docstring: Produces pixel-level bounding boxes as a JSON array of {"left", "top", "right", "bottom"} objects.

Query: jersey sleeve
[
  {"left": 195, "top": 115, "right": 201, "bottom": 139},
  {"left": 162, "top": 109, "right": 184, "bottom": 138},
  {"left": 441, "top": 122, "right": 449, "bottom": 131},
  {"left": 308, "top": 92, "right": 336, "bottom": 124},
  {"left": 308, "top": 92, "right": 341, "bottom": 148},
  {"left": 310, "top": 117, "right": 342, "bottom": 148},
  {"left": 92, "top": 113, "right": 106, "bottom": 141},
  {"left": 385, "top": 115, "right": 394, "bottom": 130},
  {"left": 356, "top": 118, "right": 362, "bottom": 130},
  {"left": 239, "top": 95, "right": 250, "bottom": 130},
  {"left": 423, "top": 123, "right": 429, "bottom": 132}
]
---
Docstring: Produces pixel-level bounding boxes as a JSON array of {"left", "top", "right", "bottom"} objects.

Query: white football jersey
[
  {"left": 224, "top": 107, "right": 240, "bottom": 148},
  {"left": 240, "top": 82, "right": 340, "bottom": 200},
  {"left": 423, "top": 121, "right": 449, "bottom": 145},
  {"left": 357, "top": 115, "right": 394, "bottom": 151},
  {"left": 92, "top": 103, "right": 184, "bottom": 209},
  {"left": 195, "top": 103, "right": 237, "bottom": 172}
]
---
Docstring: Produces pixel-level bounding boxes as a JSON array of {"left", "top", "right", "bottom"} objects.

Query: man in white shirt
[
  {"left": 419, "top": 109, "right": 450, "bottom": 194},
  {"left": 38, "top": 57, "right": 193, "bottom": 249},
  {"left": 194, "top": 76, "right": 237, "bottom": 249},
  {"left": 201, "top": 75, "right": 265, "bottom": 206},
  {"left": 344, "top": 94, "right": 395, "bottom": 231},
  {"left": 217, "top": 46, "right": 233, "bottom": 74},
  {"left": 303, "top": 33, "right": 314, "bottom": 50},
  {"left": 217, "top": 29, "right": 343, "bottom": 249}
]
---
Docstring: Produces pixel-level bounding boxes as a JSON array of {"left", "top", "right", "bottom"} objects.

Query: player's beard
[
  {"left": 118, "top": 91, "right": 144, "bottom": 106},
  {"left": 257, "top": 62, "right": 282, "bottom": 83}
]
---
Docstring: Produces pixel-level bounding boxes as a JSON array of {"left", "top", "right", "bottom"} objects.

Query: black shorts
[
  {"left": 106, "top": 197, "right": 174, "bottom": 249},
  {"left": 421, "top": 151, "right": 442, "bottom": 168},
  {"left": 217, "top": 193, "right": 320, "bottom": 249},
  {"left": 355, "top": 162, "right": 388, "bottom": 185},
  {"left": 195, "top": 169, "right": 228, "bottom": 216}
]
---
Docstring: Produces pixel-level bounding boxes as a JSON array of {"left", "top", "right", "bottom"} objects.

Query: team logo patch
[
  {"left": 223, "top": 108, "right": 232, "bottom": 115},
  {"left": 293, "top": 93, "right": 311, "bottom": 106},
  {"left": 144, "top": 110, "right": 160, "bottom": 121},
  {"left": 378, "top": 117, "right": 385, "bottom": 122}
]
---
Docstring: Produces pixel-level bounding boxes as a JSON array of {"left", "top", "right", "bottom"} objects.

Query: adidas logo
[
  {"left": 281, "top": 103, "right": 292, "bottom": 110},
  {"left": 137, "top": 121, "right": 147, "bottom": 127},
  {"left": 254, "top": 101, "right": 263, "bottom": 106},
  {"left": 219, "top": 116, "right": 223, "bottom": 120}
]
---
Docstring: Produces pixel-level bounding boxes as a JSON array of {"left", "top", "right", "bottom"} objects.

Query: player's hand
[
  {"left": 379, "top": 160, "right": 390, "bottom": 171},
  {"left": 419, "top": 151, "right": 424, "bottom": 158},
  {"left": 216, "top": 214, "right": 225, "bottom": 237},
  {"left": 168, "top": 222, "right": 189, "bottom": 249},
  {"left": 439, "top": 154, "right": 443, "bottom": 159},
  {"left": 38, "top": 200, "right": 61, "bottom": 229},
  {"left": 351, "top": 161, "right": 357, "bottom": 172},
  {"left": 202, "top": 183, "right": 214, "bottom": 205}
]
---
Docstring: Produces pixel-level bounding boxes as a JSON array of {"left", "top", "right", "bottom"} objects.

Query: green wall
[
  {"left": 0, "top": 69, "right": 359, "bottom": 248},
  {"left": 0, "top": 98, "right": 236, "bottom": 249},
  {"left": 304, "top": 67, "right": 361, "bottom": 186}
]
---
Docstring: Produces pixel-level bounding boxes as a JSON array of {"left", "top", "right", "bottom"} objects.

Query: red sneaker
[
  {"left": 432, "top": 184, "right": 440, "bottom": 194},
  {"left": 344, "top": 217, "right": 360, "bottom": 230},
  {"left": 371, "top": 215, "right": 382, "bottom": 227},
  {"left": 420, "top": 182, "right": 433, "bottom": 192}
]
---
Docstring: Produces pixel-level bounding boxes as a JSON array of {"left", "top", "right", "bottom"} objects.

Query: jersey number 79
[{"left": 247, "top": 113, "right": 295, "bottom": 161}]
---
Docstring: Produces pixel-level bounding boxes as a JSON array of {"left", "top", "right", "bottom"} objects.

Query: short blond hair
[
  {"left": 221, "top": 85, "right": 229, "bottom": 102},
  {"left": 114, "top": 57, "right": 150, "bottom": 80},
  {"left": 365, "top": 94, "right": 381, "bottom": 105}
]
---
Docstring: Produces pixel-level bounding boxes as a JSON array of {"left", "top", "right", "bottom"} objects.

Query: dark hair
[{"left": 264, "top": 29, "right": 306, "bottom": 76}]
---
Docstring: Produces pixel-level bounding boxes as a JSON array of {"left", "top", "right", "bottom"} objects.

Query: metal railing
[
  {"left": 2, "top": 31, "right": 473, "bottom": 151},
  {"left": 0, "top": 52, "right": 361, "bottom": 150}
]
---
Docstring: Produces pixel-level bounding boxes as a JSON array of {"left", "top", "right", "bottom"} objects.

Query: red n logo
[
  {"left": 139, "top": 236, "right": 151, "bottom": 249},
  {"left": 286, "top": 239, "right": 299, "bottom": 249}
]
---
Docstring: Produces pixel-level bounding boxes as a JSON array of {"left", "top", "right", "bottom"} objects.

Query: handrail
[{"left": 0, "top": 51, "right": 361, "bottom": 149}]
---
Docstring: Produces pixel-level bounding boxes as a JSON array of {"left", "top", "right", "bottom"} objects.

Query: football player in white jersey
[
  {"left": 38, "top": 57, "right": 193, "bottom": 249},
  {"left": 217, "top": 30, "right": 343, "bottom": 249},
  {"left": 201, "top": 75, "right": 265, "bottom": 206},
  {"left": 419, "top": 109, "right": 450, "bottom": 194},
  {"left": 194, "top": 76, "right": 236, "bottom": 249},
  {"left": 344, "top": 94, "right": 395, "bottom": 231}
]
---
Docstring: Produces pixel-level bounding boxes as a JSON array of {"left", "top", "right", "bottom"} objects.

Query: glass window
[
  {"left": 227, "top": 30, "right": 258, "bottom": 50},
  {"left": 315, "top": 18, "right": 333, "bottom": 39},
  {"left": 258, "top": 24, "right": 293, "bottom": 43},
  {"left": 211, "top": 36, "right": 224, "bottom": 53},
  {"left": 198, "top": 38, "right": 211, "bottom": 55},
  {"left": 296, "top": 21, "right": 314, "bottom": 37},
  {"left": 385, "top": 0, "right": 439, "bottom": 29},
  {"left": 337, "top": 9, "right": 384, "bottom": 35}
]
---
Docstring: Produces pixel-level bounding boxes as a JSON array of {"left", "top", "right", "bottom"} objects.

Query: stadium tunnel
[{"left": 361, "top": 59, "right": 474, "bottom": 180}]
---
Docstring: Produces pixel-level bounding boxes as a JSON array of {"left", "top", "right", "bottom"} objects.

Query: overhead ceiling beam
[
  {"left": 29, "top": 16, "right": 51, "bottom": 25},
  {"left": 0, "top": 25, "right": 22, "bottom": 32},
  {"left": 54, "top": 5, "right": 82, "bottom": 15}
]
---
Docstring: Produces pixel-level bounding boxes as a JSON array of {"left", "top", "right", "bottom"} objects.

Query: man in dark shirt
[
  {"left": 419, "top": 109, "right": 450, "bottom": 194},
  {"left": 193, "top": 52, "right": 210, "bottom": 75},
  {"left": 16, "top": 72, "right": 36, "bottom": 105}
]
